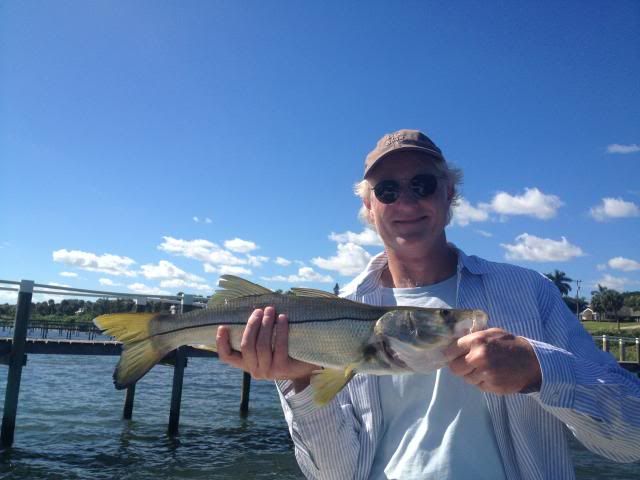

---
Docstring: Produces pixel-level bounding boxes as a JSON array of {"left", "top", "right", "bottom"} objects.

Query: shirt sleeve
[
  {"left": 525, "top": 280, "right": 640, "bottom": 463},
  {"left": 275, "top": 375, "right": 380, "bottom": 480}
]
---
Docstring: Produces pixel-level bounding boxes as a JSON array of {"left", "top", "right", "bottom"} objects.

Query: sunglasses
[{"left": 372, "top": 174, "right": 441, "bottom": 204}]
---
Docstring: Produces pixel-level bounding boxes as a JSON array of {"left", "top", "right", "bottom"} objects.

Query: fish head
[{"left": 371, "top": 307, "right": 488, "bottom": 373}]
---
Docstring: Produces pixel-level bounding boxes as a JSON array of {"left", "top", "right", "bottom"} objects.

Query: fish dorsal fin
[
  {"left": 209, "top": 275, "right": 273, "bottom": 307},
  {"left": 290, "top": 288, "right": 338, "bottom": 298}
]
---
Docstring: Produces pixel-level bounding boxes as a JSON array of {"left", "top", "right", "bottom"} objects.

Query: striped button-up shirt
[{"left": 278, "top": 248, "right": 640, "bottom": 479}]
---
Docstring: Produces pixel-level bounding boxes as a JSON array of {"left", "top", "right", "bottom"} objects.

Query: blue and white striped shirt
[{"left": 278, "top": 248, "right": 640, "bottom": 479}]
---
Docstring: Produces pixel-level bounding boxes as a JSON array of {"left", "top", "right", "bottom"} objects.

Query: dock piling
[
  {"left": 168, "top": 294, "right": 193, "bottom": 435},
  {"left": 1, "top": 280, "right": 33, "bottom": 448},
  {"left": 240, "top": 371, "right": 251, "bottom": 417},
  {"left": 123, "top": 297, "right": 147, "bottom": 420}
]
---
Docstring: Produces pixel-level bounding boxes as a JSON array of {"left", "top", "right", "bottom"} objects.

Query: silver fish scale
[{"left": 150, "top": 293, "right": 388, "bottom": 369}]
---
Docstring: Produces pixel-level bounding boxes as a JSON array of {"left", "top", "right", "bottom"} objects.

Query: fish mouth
[{"left": 380, "top": 338, "right": 408, "bottom": 369}]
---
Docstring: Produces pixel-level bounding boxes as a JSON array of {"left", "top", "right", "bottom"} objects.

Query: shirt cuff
[
  {"left": 276, "top": 379, "right": 323, "bottom": 417},
  {"left": 525, "top": 338, "right": 576, "bottom": 408}
]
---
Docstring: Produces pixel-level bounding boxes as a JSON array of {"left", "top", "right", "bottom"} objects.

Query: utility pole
[{"left": 575, "top": 280, "right": 582, "bottom": 321}]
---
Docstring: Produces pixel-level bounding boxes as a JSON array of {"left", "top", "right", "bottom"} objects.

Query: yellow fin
[
  {"left": 191, "top": 343, "right": 218, "bottom": 352},
  {"left": 93, "top": 313, "right": 168, "bottom": 389},
  {"left": 310, "top": 365, "right": 357, "bottom": 406},
  {"left": 208, "top": 275, "right": 273, "bottom": 307},
  {"left": 113, "top": 338, "right": 166, "bottom": 389},
  {"left": 93, "top": 313, "right": 156, "bottom": 343}
]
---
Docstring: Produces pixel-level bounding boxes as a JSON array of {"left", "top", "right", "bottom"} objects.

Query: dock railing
[
  {"left": 597, "top": 334, "right": 640, "bottom": 370},
  {"left": 0, "top": 278, "right": 252, "bottom": 448}
]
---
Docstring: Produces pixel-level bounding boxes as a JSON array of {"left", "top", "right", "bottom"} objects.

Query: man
[{"left": 217, "top": 129, "right": 640, "bottom": 479}]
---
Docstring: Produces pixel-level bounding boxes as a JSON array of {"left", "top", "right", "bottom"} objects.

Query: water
[{"left": 0, "top": 351, "right": 638, "bottom": 479}]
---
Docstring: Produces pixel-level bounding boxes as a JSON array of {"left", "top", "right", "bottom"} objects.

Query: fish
[{"left": 93, "top": 275, "right": 488, "bottom": 405}]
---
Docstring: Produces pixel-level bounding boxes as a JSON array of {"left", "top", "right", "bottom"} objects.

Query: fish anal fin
[
  {"left": 310, "top": 365, "right": 357, "bottom": 406},
  {"left": 191, "top": 343, "right": 218, "bottom": 353}
]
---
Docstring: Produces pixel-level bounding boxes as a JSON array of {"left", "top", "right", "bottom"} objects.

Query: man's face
[{"left": 364, "top": 151, "right": 452, "bottom": 255}]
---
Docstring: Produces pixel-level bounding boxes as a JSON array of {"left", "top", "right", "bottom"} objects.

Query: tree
[
  {"left": 545, "top": 270, "right": 573, "bottom": 296},
  {"left": 590, "top": 284, "right": 608, "bottom": 321},
  {"left": 601, "top": 289, "right": 625, "bottom": 330}
]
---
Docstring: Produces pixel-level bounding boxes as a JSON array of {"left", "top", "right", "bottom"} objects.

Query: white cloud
[
  {"left": 205, "top": 217, "right": 212, "bottom": 224},
  {"left": 595, "top": 274, "right": 633, "bottom": 292},
  {"left": 475, "top": 229, "right": 493, "bottom": 238},
  {"left": 501, "top": 233, "right": 584, "bottom": 262},
  {"left": 607, "top": 144, "right": 640, "bottom": 154},
  {"left": 0, "top": 290, "right": 18, "bottom": 303},
  {"left": 224, "top": 238, "right": 258, "bottom": 253},
  {"left": 159, "top": 236, "right": 246, "bottom": 265},
  {"left": 262, "top": 267, "right": 334, "bottom": 284},
  {"left": 127, "top": 283, "right": 171, "bottom": 295},
  {"left": 194, "top": 216, "right": 213, "bottom": 224},
  {"left": 193, "top": 216, "right": 200, "bottom": 223},
  {"left": 159, "top": 279, "right": 213, "bottom": 292},
  {"left": 140, "top": 260, "right": 204, "bottom": 282},
  {"left": 52, "top": 249, "right": 137, "bottom": 277},
  {"left": 590, "top": 197, "right": 640, "bottom": 221},
  {"left": 60, "top": 272, "right": 78, "bottom": 278},
  {"left": 312, "top": 243, "right": 372, "bottom": 276},
  {"left": 99, "top": 278, "right": 121, "bottom": 287},
  {"left": 246, "top": 255, "right": 269, "bottom": 267},
  {"left": 490, "top": 188, "right": 563, "bottom": 220},
  {"left": 596, "top": 264, "right": 607, "bottom": 271},
  {"left": 204, "top": 264, "right": 253, "bottom": 276},
  {"left": 451, "top": 198, "right": 490, "bottom": 226},
  {"left": 608, "top": 257, "right": 640, "bottom": 272},
  {"left": 274, "top": 257, "right": 292, "bottom": 266},
  {"left": 329, "top": 228, "right": 382, "bottom": 246}
]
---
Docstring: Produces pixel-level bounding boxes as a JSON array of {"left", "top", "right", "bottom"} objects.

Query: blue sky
[{"left": 1, "top": 0, "right": 639, "bottom": 303}]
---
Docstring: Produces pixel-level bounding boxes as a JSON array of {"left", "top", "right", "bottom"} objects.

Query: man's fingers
[
  {"left": 273, "top": 313, "right": 290, "bottom": 369},
  {"left": 448, "top": 354, "right": 475, "bottom": 377},
  {"left": 240, "top": 309, "right": 263, "bottom": 370},
  {"left": 216, "top": 326, "right": 244, "bottom": 369},
  {"left": 255, "top": 306, "right": 276, "bottom": 375}
]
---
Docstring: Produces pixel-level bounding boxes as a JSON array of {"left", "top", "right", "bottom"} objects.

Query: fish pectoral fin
[
  {"left": 209, "top": 275, "right": 273, "bottom": 307},
  {"left": 310, "top": 365, "right": 357, "bottom": 406}
]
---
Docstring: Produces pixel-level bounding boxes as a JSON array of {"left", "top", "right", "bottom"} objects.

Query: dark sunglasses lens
[
  {"left": 410, "top": 175, "right": 438, "bottom": 198},
  {"left": 373, "top": 180, "right": 400, "bottom": 204}
]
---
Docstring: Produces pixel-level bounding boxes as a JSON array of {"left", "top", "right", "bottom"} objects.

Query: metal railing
[{"left": 597, "top": 335, "right": 640, "bottom": 362}]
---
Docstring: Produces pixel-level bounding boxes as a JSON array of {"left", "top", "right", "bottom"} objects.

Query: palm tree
[{"left": 545, "top": 270, "right": 573, "bottom": 296}]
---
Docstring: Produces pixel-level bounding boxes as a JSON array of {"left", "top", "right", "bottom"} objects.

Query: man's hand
[
  {"left": 216, "top": 306, "right": 319, "bottom": 391},
  {"left": 444, "top": 328, "right": 542, "bottom": 395}
]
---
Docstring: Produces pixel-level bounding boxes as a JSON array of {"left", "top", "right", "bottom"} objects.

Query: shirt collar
[{"left": 349, "top": 243, "right": 489, "bottom": 297}]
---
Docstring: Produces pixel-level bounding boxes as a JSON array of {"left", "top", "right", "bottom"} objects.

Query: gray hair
[{"left": 353, "top": 161, "right": 464, "bottom": 228}]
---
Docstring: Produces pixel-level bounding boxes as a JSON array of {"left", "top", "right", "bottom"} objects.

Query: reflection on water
[{"left": 0, "top": 354, "right": 638, "bottom": 479}]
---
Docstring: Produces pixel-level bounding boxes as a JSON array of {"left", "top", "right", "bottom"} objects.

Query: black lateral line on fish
[{"left": 151, "top": 316, "right": 378, "bottom": 338}]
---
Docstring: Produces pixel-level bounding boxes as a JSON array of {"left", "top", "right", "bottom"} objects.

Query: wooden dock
[{"left": 0, "top": 280, "right": 252, "bottom": 449}]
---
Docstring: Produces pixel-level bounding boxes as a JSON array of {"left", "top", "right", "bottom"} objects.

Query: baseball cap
[{"left": 363, "top": 129, "right": 445, "bottom": 178}]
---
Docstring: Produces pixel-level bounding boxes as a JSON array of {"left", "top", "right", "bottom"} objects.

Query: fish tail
[{"left": 93, "top": 313, "right": 170, "bottom": 389}]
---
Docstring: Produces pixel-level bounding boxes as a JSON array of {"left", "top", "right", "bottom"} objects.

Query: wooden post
[
  {"left": 1, "top": 280, "right": 33, "bottom": 448},
  {"left": 240, "top": 371, "right": 251, "bottom": 417},
  {"left": 123, "top": 297, "right": 146, "bottom": 420},
  {"left": 602, "top": 335, "right": 609, "bottom": 353},
  {"left": 619, "top": 338, "right": 626, "bottom": 361},
  {"left": 636, "top": 338, "right": 640, "bottom": 364},
  {"left": 168, "top": 295, "right": 192, "bottom": 435}
]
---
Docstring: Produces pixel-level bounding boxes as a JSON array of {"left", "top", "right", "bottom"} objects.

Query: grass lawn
[{"left": 582, "top": 321, "right": 640, "bottom": 333}]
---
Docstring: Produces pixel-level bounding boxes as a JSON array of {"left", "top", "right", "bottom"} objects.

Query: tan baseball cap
[{"left": 363, "top": 129, "right": 445, "bottom": 178}]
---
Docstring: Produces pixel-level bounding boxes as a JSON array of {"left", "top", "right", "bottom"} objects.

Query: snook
[{"left": 94, "top": 275, "right": 488, "bottom": 405}]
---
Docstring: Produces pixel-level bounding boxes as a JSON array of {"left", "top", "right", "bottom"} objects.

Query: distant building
[{"left": 580, "top": 308, "right": 599, "bottom": 321}]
